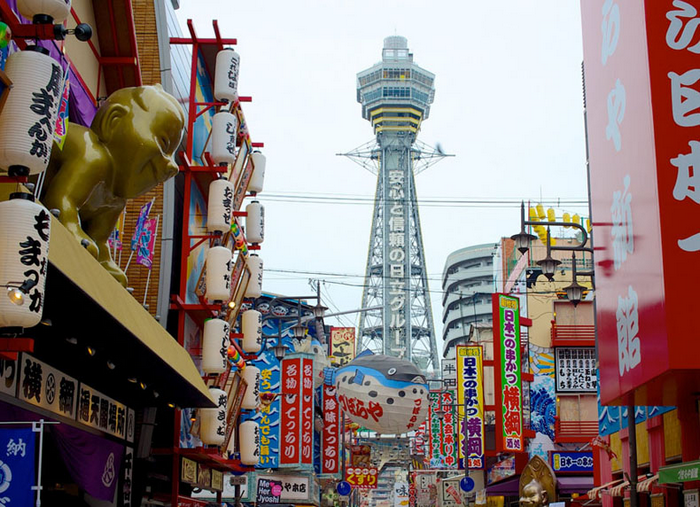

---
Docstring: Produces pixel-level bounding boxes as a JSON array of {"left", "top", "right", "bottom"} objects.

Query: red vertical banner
[
  {"left": 321, "top": 384, "right": 340, "bottom": 474},
  {"left": 279, "top": 357, "right": 302, "bottom": 466},
  {"left": 492, "top": 294, "right": 523, "bottom": 453},
  {"left": 301, "top": 356, "right": 314, "bottom": 466}
]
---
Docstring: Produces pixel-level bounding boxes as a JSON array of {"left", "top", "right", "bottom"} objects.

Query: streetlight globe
[
  {"left": 564, "top": 279, "right": 585, "bottom": 307},
  {"left": 537, "top": 254, "right": 561, "bottom": 281},
  {"left": 511, "top": 230, "right": 537, "bottom": 254}
]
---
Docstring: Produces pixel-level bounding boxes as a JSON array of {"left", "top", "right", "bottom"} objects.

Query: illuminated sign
[
  {"left": 321, "top": 384, "right": 340, "bottom": 474},
  {"left": 346, "top": 467, "right": 378, "bottom": 489},
  {"left": 493, "top": 294, "right": 522, "bottom": 452},
  {"left": 280, "top": 357, "right": 302, "bottom": 467},
  {"left": 456, "top": 345, "right": 485, "bottom": 468}
]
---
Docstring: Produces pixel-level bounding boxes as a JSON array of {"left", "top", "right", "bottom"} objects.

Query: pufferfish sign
[{"left": 334, "top": 351, "right": 429, "bottom": 435}]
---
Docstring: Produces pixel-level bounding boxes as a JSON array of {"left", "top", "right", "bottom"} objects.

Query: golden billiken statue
[{"left": 42, "top": 85, "right": 185, "bottom": 286}]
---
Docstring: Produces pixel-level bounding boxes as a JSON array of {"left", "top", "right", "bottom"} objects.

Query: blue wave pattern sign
[{"left": 0, "top": 428, "right": 35, "bottom": 505}]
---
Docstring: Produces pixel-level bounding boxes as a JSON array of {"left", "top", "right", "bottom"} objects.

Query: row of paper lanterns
[{"left": 199, "top": 48, "right": 264, "bottom": 464}]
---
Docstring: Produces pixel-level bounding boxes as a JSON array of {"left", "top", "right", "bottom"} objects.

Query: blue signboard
[
  {"left": 0, "top": 428, "right": 35, "bottom": 505},
  {"left": 550, "top": 451, "right": 594, "bottom": 473}
]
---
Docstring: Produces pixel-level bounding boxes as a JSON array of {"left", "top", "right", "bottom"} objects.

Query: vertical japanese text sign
[
  {"left": 428, "top": 390, "right": 458, "bottom": 469},
  {"left": 492, "top": 294, "right": 523, "bottom": 452},
  {"left": 279, "top": 356, "right": 302, "bottom": 466},
  {"left": 321, "top": 384, "right": 340, "bottom": 474},
  {"left": 582, "top": 0, "right": 700, "bottom": 405},
  {"left": 330, "top": 327, "right": 356, "bottom": 366},
  {"left": 0, "top": 428, "right": 35, "bottom": 506},
  {"left": 301, "top": 356, "right": 314, "bottom": 466},
  {"left": 456, "top": 345, "right": 485, "bottom": 469}
]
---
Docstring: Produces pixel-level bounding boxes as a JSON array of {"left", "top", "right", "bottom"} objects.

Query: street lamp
[{"left": 563, "top": 253, "right": 586, "bottom": 307}]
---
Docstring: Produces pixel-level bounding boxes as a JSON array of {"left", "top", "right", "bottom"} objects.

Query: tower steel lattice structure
[{"left": 346, "top": 36, "right": 444, "bottom": 371}]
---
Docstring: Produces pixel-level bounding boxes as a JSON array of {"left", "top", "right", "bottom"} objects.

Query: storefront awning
[
  {"left": 587, "top": 479, "right": 625, "bottom": 501},
  {"left": 659, "top": 460, "right": 700, "bottom": 484},
  {"left": 38, "top": 212, "right": 214, "bottom": 409},
  {"left": 485, "top": 476, "right": 519, "bottom": 496},
  {"left": 559, "top": 476, "right": 595, "bottom": 494},
  {"left": 610, "top": 481, "right": 629, "bottom": 497},
  {"left": 637, "top": 474, "right": 659, "bottom": 493}
]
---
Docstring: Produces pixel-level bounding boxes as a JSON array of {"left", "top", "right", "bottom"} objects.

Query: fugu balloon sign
[{"left": 334, "top": 351, "right": 429, "bottom": 435}]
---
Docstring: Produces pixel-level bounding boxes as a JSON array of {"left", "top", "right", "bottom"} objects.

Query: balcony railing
[
  {"left": 554, "top": 417, "right": 599, "bottom": 443},
  {"left": 551, "top": 323, "right": 595, "bottom": 347}
]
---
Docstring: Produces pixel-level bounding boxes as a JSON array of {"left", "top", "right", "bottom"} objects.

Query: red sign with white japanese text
[
  {"left": 582, "top": 0, "right": 700, "bottom": 405},
  {"left": 280, "top": 357, "right": 301, "bottom": 466},
  {"left": 346, "top": 467, "right": 378, "bottom": 489},
  {"left": 301, "top": 356, "right": 314, "bottom": 466},
  {"left": 321, "top": 384, "right": 340, "bottom": 474},
  {"left": 492, "top": 294, "right": 523, "bottom": 453},
  {"left": 428, "top": 390, "right": 459, "bottom": 469}
]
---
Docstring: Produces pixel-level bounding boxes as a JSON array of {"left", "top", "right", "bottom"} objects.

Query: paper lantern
[
  {"left": 334, "top": 351, "right": 429, "bottom": 435},
  {"left": 17, "top": 0, "right": 70, "bottom": 23},
  {"left": 309, "top": 339, "right": 330, "bottom": 390},
  {"left": 202, "top": 318, "right": 230, "bottom": 374},
  {"left": 205, "top": 246, "right": 232, "bottom": 302},
  {"left": 200, "top": 387, "right": 227, "bottom": 446},
  {"left": 241, "top": 309, "right": 262, "bottom": 354},
  {"left": 241, "top": 365, "right": 260, "bottom": 410},
  {"left": 211, "top": 112, "right": 238, "bottom": 166},
  {"left": 214, "top": 48, "right": 240, "bottom": 103},
  {"left": 248, "top": 151, "right": 266, "bottom": 194},
  {"left": 244, "top": 254, "right": 263, "bottom": 299},
  {"left": 245, "top": 201, "right": 264, "bottom": 244},
  {"left": 0, "top": 47, "right": 63, "bottom": 176},
  {"left": 239, "top": 420, "right": 260, "bottom": 465},
  {"left": 0, "top": 193, "right": 51, "bottom": 329},
  {"left": 207, "top": 179, "right": 235, "bottom": 233}
]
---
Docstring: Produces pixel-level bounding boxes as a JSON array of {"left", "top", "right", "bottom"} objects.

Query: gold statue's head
[
  {"left": 519, "top": 479, "right": 549, "bottom": 507},
  {"left": 91, "top": 84, "right": 185, "bottom": 198}
]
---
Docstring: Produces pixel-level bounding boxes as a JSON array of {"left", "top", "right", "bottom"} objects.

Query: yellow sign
[
  {"left": 330, "top": 327, "right": 356, "bottom": 366},
  {"left": 181, "top": 457, "right": 197, "bottom": 484},
  {"left": 456, "top": 345, "right": 485, "bottom": 469}
]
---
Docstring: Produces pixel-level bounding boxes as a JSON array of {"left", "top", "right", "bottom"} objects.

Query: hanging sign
[
  {"left": 492, "top": 294, "right": 523, "bottom": 453},
  {"left": 279, "top": 356, "right": 302, "bottom": 467},
  {"left": 0, "top": 428, "right": 35, "bottom": 506},
  {"left": 346, "top": 467, "right": 378, "bottom": 489},
  {"left": 181, "top": 457, "right": 197, "bottom": 484},
  {"left": 555, "top": 347, "right": 597, "bottom": 393},
  {"left": 300, "top": 356, "right": 314, "bottom": 466},
  {"left": 122, "top": 446, "right": 134, "bottom": 507},
  {"left": 321, "top": 384, "right": 340, "bottom": 475},
  {"left": 330, "top": 327, "right": 356, "bottom": 366},
  {"left": 457, "top": 345, "right": 485, "bottom": 469},
  {"left": 428, "top": 390, "right": 458, "bottom": 469},
  {"left": 17, "top": 353, "right": 78, "bottom": 420}
]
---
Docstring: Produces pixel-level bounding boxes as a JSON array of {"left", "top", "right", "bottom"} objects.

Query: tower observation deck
[{"left": 351, "top": 36, "right": 440, "bottom": 371}]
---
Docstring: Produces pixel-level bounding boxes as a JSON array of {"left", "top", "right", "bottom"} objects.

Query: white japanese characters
[
  {"left": 616, "top": 285, "right": 640, "bottom": 376},
  {"left": 601, "top": 0, "right": 620, "bottom": 65},
  {"left": 665, "top": 0, "right": 700, "bottom": 53},
  {"left": 387, "top": 168, "right": 407, "bottom": 353},
  {"left": 606, "top": 78, "right": 626, "bottom": 152},
  {"left": 610, "top": 175, "right": 634, "bottom": 269},
  {"left": 669, "top": 70, "right": 700, "bottom": 127}
]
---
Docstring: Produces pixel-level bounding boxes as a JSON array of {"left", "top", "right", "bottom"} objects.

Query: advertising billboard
[
  {"left": 456, "top": 345, "right": 485, "bottom": 469},
  {"left": 582, "top": 0, "right": 700, "bottom": 405}
]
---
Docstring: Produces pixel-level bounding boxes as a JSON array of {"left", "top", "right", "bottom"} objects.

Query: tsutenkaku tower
[{"left": 349, "top": 36, "right": 442, "bottom": 371}]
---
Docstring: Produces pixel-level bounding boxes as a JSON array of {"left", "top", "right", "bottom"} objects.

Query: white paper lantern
[
  {"left": 0, "top": 193, "right": 51, "bottom": 329},
  {"left": 241, "top": 310, "right": 262, "bottom": 354},
  {"left": 239, "top": 420, "right": 260, "bottom": 465},
  {"left": 200, "top": 387, "right": 227, "bottom": 446},
  {"left": 202, "top": 318, "right": 230, "bottom": 374},
  {"left": 244, "top": 254, "right": 263, "bottom": 299},
  {"left": 211, "top": 112, "right": 238, "bottom": 166},
  {"left": 207, "top": 179, "right": 235, "bottom": 233},
  {"left": 245, "top": 201, "right": 264, "bottom": 244},
  {"left": 0, "top": 47, "right": 64, "bottom": 176},
  {"left": 214, "top": 49, "right": 240, "bottom": 103},
  {"left": 241, "top": 365, "right": 260, "bottom": 410},
  {"left": 335, "top": 352, "right": 429, "bottom": 435},
  {"left": 17, "top": 0, "right": 71, "bottom": 23},
  {"left": 205, "top": 246, "right": 233, "bottom": 302},
  {"left": 248, "top": 151, "right": 266, "bottom": 194}
]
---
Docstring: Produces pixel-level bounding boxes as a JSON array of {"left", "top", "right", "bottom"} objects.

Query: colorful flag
[
  {"left": 136, "top": 218, "right": 157, "bottom": 269},
  {"left": 131, "top": 200, "right": 153, "bottom": 251},
  {"left": 0, "top": 428, "right": 35, "bottom": 506},
  {"left": 108, "top": 210, "right": 125, "bottom": 252},
  {"left": 54, "top": 76, "right": 70, "bottom": 149}
]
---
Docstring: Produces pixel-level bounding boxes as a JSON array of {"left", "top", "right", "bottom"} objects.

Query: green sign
[
  {"left": 497, "top": 294, "right": 522, "bottom": 452},
  {"left": 659, "top": 460, "right": 700, "bottom": 484}
]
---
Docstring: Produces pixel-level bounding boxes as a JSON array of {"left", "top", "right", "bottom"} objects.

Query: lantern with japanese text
[
  {"left": 200, "top": 387, "right": 227, "bottom": 446},
  {"left": 241, "top": 365, "right": 260, "bottom": 410},
  {"left": 0, "top": 193, "right": 51, "bottom": 328},
  {"left": 205, "top": 246, "right": 232, "bottom": 302},
  {"left": 245, "top": 201, "right": 264, "bottom": 244},
  {"left": 248, "top": 151, "right": 266, "bottom": 194},
  {"left": 244, "top": 254, "right": 263, "bottom": 299},
  {"left": 334, "top": 351, "right": 429, "bottom": 435},
  {"left": 239, "top": 420, "right": 260, "bottom": 465},
  {"left": 214, "top": 48, "right": 240, "bottom": 103},
  {"left": 202, "top": 318, "right": 230, "bottom": 374},
  {"left": 207, "top": 178, "right": 235, "bottom": 233},
  {"left": 0, "top": 47, "right": 63, "bottom": 177},
  {"left": 211, "top": 112, "right": 238, "bottom": 166},
  {"left": 17, "top": 0, "right": 70, "bottom": 23},
  {"left": 241, "top": 309, "right": 262, "bottom": 354}
]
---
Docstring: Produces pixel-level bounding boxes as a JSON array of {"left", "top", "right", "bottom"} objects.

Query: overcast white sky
[{"left": 176, "top": 1, "right": 589, "bottom": 350}]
